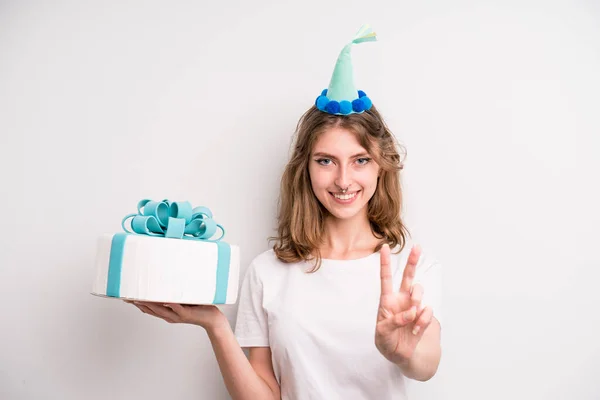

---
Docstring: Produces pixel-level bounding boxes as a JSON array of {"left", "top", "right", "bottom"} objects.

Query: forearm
[{"left": 206, "top": 323, "right": 277, "bottom": 400}]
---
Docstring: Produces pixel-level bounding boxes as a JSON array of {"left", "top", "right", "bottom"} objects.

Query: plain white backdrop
[{"left": 1, "top": 1, "right": 599, "bottom": 399}]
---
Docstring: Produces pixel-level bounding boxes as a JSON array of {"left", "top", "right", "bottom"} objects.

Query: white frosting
[{"left": 91, "top": 234, "right": 240, "bottom": 305}]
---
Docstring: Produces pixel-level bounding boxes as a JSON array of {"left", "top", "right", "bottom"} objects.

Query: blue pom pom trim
[
  {"left": 325, "top": 100, "right": 340, "bottom": 114},
  {"left": 316, "top": 95, "right": 329, "bottom": 110},
  {"left": 352, "top": 98, "right": 365, "bottom": 113},
  {"left": 314, "top": 89, "right": 372, "bottom": 115},
  {"left": 339, "top": 100, "right": 352, "bottom": 115}
]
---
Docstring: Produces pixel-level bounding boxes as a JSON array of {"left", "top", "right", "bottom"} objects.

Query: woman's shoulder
[
  {"left": 249, "top": 248, "right": 295, "bottom": 267},
  {"left": 241, "top": 248, "right": 302, "bottom": 294},
  {"left": 246, "top": 248, "right": 298, "bottom": 278}
]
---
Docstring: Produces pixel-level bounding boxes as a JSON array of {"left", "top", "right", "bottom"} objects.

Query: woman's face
[{"left": 308, "top": 126, "right": 380, "bottom": 221}]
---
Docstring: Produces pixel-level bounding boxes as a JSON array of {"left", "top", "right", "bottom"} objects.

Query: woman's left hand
[{"left": 375, "top": 244, "right": 433, "bottom": 365}]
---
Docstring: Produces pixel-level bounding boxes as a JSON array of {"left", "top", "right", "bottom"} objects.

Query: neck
[{"left": 321, "top": 209, "right": 379, "bottom": 259}]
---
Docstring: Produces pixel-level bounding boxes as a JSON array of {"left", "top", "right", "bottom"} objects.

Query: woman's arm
[
  {"left": 207, "top": 320, "right": 281, "bottom": 400},
  {"left": 131, "top": 302, "right": 280, "bottom": 400}
]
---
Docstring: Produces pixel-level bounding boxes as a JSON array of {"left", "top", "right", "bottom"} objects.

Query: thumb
[
  {"left": 389, "top": 307, "right": 418, "bottom": 329},
  {"left": 377, "top": 307, "right": 417, "bottom": 334}
]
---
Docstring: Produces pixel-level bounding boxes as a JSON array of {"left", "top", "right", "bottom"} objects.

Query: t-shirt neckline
[{"left": 320, "top": 250, "right": 381, "bottom": 266}]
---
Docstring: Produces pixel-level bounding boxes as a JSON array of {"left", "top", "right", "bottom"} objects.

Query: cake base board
[{"left": 90, "top": 292, "right": 236, "bottom": 306}]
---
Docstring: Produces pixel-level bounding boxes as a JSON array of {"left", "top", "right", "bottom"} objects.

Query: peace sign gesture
[{"left": 374, "top": 244, "right": 434, "bottom": 365}]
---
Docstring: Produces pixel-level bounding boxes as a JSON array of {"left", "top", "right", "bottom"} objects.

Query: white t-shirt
[{"left": 234, "top": 242, "right": 443, "bottom": 400}]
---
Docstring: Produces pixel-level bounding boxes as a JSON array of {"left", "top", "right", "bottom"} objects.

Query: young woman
[
  {"left": 131, "top": 103, "right": 443, "bottom": 399},
  {"left": 131, "top": 25, "right": 442, "bottom": 399}
]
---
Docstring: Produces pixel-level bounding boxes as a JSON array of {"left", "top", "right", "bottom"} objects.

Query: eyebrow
[{"left": 312, "top": 152, "right": 370, "bottom": 159}]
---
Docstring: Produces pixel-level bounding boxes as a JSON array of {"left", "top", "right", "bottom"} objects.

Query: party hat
[{"left": 315, "top": 24, "right": 377, "bottom": 115}]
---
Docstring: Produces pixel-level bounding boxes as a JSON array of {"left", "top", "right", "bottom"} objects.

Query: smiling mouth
[{"left": 330, "top": 191, "right": 359, "bottom": 201}]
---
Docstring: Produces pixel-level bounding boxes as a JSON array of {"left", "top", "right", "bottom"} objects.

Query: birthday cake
[{"left": 91, "top": 199, "right": 240, "bottom": 305}]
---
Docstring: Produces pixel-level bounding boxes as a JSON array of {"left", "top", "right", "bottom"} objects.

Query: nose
[{"left": 334, "top": 164, "right": 351, "bottom": 190}]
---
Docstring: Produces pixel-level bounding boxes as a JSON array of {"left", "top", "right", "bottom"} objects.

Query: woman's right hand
[{"left": 125, "top": 300, "right": 229, "bottom": 332}]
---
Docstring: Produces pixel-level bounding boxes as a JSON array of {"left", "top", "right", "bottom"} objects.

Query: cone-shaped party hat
[{"left": 315, "top": 24, "right": 377, "bottom": 115}]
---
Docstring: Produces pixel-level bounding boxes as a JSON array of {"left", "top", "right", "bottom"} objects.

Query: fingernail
[{"left": 412, "top": 326, "right": 421, "bottom": 335}]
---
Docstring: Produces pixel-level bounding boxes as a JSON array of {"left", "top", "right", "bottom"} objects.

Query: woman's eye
[
  {"left": 356, "top": 157, "right": 371, "bottom": 165},
  {"left": 317, "top": 158, "right": 332, "bottom": 166}
]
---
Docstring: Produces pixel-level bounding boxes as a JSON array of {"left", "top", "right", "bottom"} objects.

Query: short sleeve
[
  {"left": 414, "top": 254, "right": 443, "bottom": 328},
  {"left": 234, "top": 261, "right": 270, "bottom": 347}
]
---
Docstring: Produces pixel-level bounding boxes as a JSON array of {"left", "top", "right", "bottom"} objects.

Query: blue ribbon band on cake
[{"left": 106, "top": 199, "right": 232, "bottom": 304}]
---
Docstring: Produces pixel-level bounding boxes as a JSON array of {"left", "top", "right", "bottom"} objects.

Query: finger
[
  {"left": 165, "top": 303, "right": 186, "bottom": 315},
  {"left": 135, "top": 304, "right": 159, "bottom": 318},
  {"left": 131, "top": 303, "right": 143, "bottom": 312},
  {"left": 379, "top": 243, "right": 393, "bottom": 296},
  {"left": 400, "top": 245, "right": 421, "bottom": 293},
  {"left": 163, "top": 303, "right": 193, "bottom": 321},
  {"left": 144, "top": 303, "right": 181, "bottom": 323},
  {"left": 388, "top": 306, "right": 418, "bottom": 329},
  {"left": 411, "top": 306, "right": 433, "bottom": 336},
  {"left": 158, "top": 303, "right": 208, "bottom": 321},
  {"left": 133, "top": 302, "right": 175, "bottom": 323},
  {"left": 376, "top": 311, "right": 412, "bottom": 336},
  {"left": 410, "top": 284, "right": 424, "bottom": 310}
]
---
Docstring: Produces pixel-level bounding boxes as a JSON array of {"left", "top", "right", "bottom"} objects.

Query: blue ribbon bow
[{"left": 121, "top": 199, "right": 225, "bottom": 241}]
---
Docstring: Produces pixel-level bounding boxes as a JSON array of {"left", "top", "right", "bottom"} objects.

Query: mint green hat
[{"left": 315, "top": 24, "right": 377, "bottom": 115}]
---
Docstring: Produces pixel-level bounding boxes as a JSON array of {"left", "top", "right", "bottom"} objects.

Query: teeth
[{"left": 333, "top": 192, "right": 356, "bottom": 200}]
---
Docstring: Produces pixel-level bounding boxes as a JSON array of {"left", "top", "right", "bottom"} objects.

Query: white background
[{"left": 1, "top": 1, "right": 599, "bottom": 399}]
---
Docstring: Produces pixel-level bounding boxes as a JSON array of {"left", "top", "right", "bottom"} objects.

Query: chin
[
  {"left": 331, "top": 212, "right": 360, "bottom": 221},
  {"left": 325, "top": 204, "right": 366, "bottom": 221}
]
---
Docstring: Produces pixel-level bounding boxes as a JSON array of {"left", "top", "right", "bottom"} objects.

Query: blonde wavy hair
[{"left": 270, "top": 104, "right": 409, "bottom": 271}]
